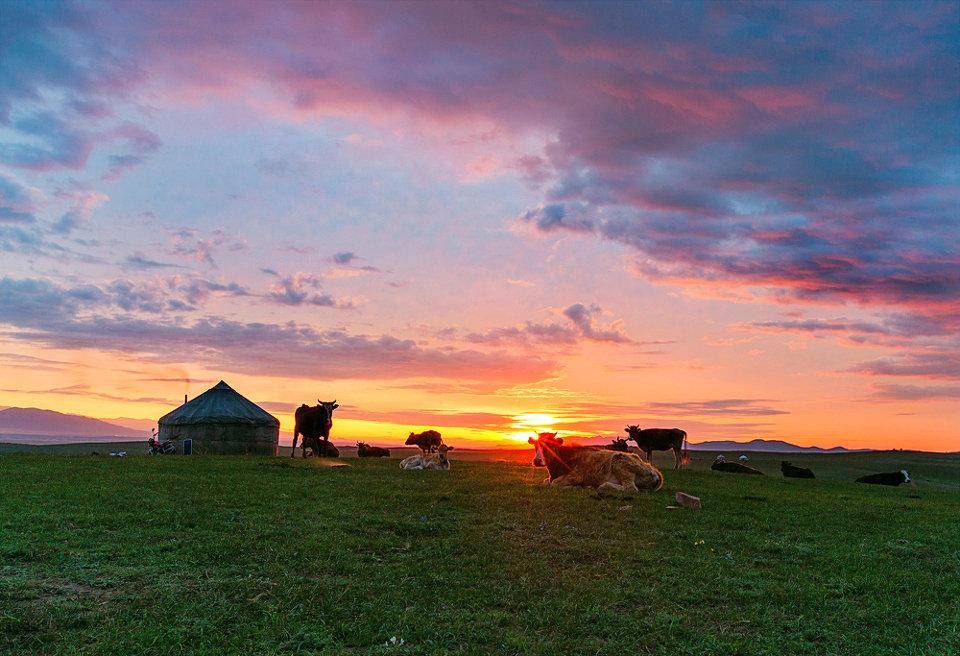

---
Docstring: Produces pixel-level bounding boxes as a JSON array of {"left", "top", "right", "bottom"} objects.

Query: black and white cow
[{"left": 855, "top": 470, "right": 911, "bottom": 486}]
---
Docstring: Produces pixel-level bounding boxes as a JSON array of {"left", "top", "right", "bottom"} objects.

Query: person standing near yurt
[{"left": 157, "top": 381, "right": 280, "bottom": 455}]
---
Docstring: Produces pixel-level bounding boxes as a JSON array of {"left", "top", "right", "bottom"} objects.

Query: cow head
[
  {"left": 624, "top": 425, "right": 642, "bottom": 441},
  {"left": 318, "top": 399, "right": 338, "bottom": 429},
  {"left": 528, "top": 432, "right": 563, "bottom": 467},
  {"left": 405, "top": 432, "right": 418, "bottom": 445},
  {"left": 436, "top": 443, "right": 454, "bottom": 463}
]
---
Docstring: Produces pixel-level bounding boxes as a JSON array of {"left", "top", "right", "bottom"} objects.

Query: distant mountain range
[
  {"left": 0, "top": 406, "right": 866, "bottom": 452},
  {"left": 688, "top": 438, "right": 864, "bottom": 453},
  {"left": 0, "top": 407, "right": 149, "bottom": 437}
]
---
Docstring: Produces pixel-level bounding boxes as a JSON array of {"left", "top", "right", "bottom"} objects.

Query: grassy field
[{"left": 0, "top": 451, "right": 957, "bottom": 655}]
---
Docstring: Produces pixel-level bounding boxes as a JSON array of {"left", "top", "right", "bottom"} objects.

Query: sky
[{"left": 0, "top": 0, "right": 958, "bottom": 451}]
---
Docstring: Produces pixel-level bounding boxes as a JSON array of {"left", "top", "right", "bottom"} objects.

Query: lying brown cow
[{"left": 529, "top": 432, "right": 663, "bottom": 494}]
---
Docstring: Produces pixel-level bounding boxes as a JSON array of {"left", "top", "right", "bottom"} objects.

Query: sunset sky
[{"left": 1, "top": 1, "right": 958, "bottom": 451}]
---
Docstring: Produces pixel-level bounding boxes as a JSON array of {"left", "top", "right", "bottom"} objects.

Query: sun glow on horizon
[{"left": 501, "top": 412, "right": 563, "bottom": 442}]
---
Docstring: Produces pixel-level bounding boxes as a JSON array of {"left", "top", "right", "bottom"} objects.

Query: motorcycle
[{"left": 147, "top": 431, "right": 177, "bottom": 455}]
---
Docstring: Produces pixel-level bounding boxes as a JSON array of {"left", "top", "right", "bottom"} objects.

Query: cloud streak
[{"left": 0, "top": 277, "right": 557, "bottom": 386}]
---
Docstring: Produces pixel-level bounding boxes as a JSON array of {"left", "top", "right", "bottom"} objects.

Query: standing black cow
[
  {"left": 625, "top": 425, "right": 688, "bottom": 469},
  {"left": 781, "top": 461, "right": 815, "bottom": 479},
  {"left": 291, "top": 399, "right": 339, "bottom": 458},
  {"left": 405, "top": 430, "right": 442, "bottom": 454}
]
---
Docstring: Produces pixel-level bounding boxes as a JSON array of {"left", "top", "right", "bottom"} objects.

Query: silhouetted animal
[
  {"left": 781, "top": 461, "right": 815, "bottom": 479},
  {"left": 292, "top": 399, "right": 339, "bottom": 458},
  {"left": 529, "top": 432, "right": 663, "bottom": 494},
  {"left": 357, "top": 442, "right": 390, "bottom": 458},
  {"left": 315, "top": 440, "right": 340, "bottom": 457},
  {"left": 606, "top": 437, "right": 630, "bottom": 452},
  {"left": 399, "top": 444, "right": 455, "bottom": 470},
  {"left": 856, "top": 470, "right": 911, "bottom": 486},
  {"left": 625, "top": 425, "right": 687, "bottom": 469},
  {"left": 405, "top": 430, "right": 442, "bottom": 454},
  {"left": 711, "top": 455, "right": 763, "bottom": 475}
]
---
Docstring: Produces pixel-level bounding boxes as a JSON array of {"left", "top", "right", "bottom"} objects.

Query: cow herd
[
  {"left": 289, "top": 399, "right": 914, "bottom": 491},
  {"left": 708, "top": 454, "right": 911, "bottom": 486}
]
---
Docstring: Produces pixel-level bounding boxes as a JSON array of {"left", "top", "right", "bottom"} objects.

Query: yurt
[{"left": 157, "top": 380, "right": 279, "bottom": 455}]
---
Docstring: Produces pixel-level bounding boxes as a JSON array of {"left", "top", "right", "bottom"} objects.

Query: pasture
[{"left": 1, "top": 451, "right": 957, "bottom": 655}]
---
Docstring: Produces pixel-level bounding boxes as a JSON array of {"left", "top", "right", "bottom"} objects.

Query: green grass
[{"left": 1, "top": 452, "right": 957, "bottom": 655}]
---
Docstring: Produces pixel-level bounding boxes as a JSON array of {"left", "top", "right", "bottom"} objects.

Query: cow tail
[{"left": 682, "top": 430, "right": 688, "bottom": 464}]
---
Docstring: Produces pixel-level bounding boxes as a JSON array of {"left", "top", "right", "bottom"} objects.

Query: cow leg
[
  {"left": 290, "top": 431, "right": 299, "bottom": 458},
  {"left": 645, "top": 449, "right": 652, "bottom": 463},
  {"left": 674, "top": 446, "right": 682, "bottom": 469}
]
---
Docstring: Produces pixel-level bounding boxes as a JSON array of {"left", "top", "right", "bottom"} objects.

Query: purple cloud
[
  {"left": 0, "top": 277, "right": 556, "bottom": 385},
  {"left": 266, "top": 272, "right": 353, "bottom": 309},
  {"left": 562, "top": 303, "right": 632, "bottom": 344},
  {"left": 51, "top": 189, "right": 108, "bottom": 234},
  {"left": 849, "top": 352, "right": 960, "bottom": 381},
  {"left": 639, "top": 399, "right": 789, "bottom": 417},
  {"left": 332, "top": 252, "right": 357, "bottom": 265},
  {"left": 7, "top": 3, "right": 956, "bottom": 328},
  {"left": 463, "top": 302, "right": 635, "bottom": 347},
  {"left": 124, "top": 253, "right": 185, "bottom": 270},
  {"left": 0, "top": 173, "right": 39, "bottom": 224},
  {"left": 869, "top": 383, "right": 960, "bottom": 402}
]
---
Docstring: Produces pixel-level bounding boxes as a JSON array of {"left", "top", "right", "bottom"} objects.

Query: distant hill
[
  {"left": 104, "top": 416, "right": 158, "bottom": 433},
  {"left": 0, "top": 407, "right": 148, "bottom": 437},
  {"left": 689, "top": 438, "right": 865, "bottom": 453}
]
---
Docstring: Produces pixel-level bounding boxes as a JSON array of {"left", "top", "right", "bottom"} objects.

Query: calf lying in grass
[
  {"left": 781, "top": 461, "right": 815, "bottom": 479},
  {"left": 528, "top": 432, "right": 663, "bottom": 494},
  {"left": 856, "top": 470, "right": 911, "bottom": 486},
  {"left": 399, "top": 444, "right": 454, "bottom": 470}
]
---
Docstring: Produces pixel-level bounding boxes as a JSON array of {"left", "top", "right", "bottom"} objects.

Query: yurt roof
[{"left": 158, "top": 380, "right": 280, "bottom": 427}]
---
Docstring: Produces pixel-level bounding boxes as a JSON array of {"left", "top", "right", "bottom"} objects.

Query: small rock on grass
[{"left": 675, "top": 491, "right": 702, "bottom": 509}]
